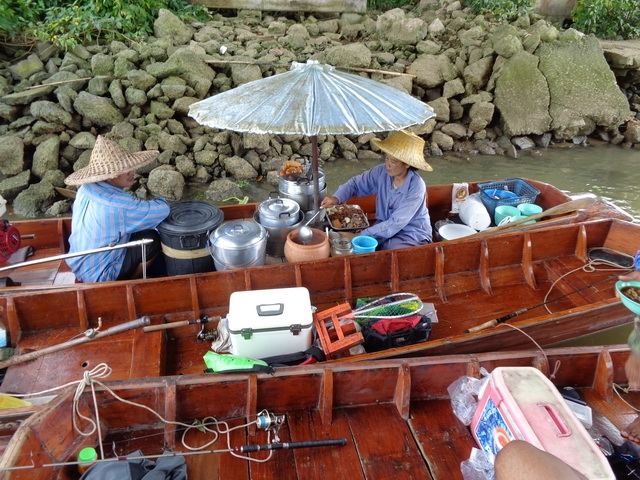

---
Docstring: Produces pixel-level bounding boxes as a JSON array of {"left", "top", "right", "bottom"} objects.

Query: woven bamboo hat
[
  {"left": 371, "top": 130, "right": 432, "bottom": 172},
  {"left": 65, "top": 135, "right": 158, "bottom": 186}
]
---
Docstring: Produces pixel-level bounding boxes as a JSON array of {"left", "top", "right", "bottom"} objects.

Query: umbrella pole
[{"left": 311, "top": 135, "right": 320, "bottom": 215}]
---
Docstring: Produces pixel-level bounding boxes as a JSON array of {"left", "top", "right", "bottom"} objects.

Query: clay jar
[{"left": 284, "top": 228, "right": 330, "bottom": 263}]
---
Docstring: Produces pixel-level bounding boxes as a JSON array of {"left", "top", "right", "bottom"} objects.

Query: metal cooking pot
[
  {"left": 257, "top": 197, "right": 301, "bottom": 228},
  {"left": 254, "top": 210, "right": 304, "bottom": 258},
  {"left": 208, "top": 219, "right": 268, "bottom": 271},
  {"left": 278, "top": 171, "right": 327, "bottom": 211}
]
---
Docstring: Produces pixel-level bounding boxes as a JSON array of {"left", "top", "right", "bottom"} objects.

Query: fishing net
[{"left": 352, "top": 293, "right": 423, "bottom": 325}]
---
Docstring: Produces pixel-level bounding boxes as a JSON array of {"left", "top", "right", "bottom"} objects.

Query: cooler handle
[
  {"left": 256, "top": 303, "right": 284, "bottom": 316},
  {"left": 540, "top": 403, "right": 571, "bottom": 437}
]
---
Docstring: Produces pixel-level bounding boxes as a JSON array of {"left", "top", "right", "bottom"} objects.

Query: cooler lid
[
  {"left": 158, "top": 201, "right": 224, "bottom": 236},
  {"left": 210, "top": 219, "right": 267, "bottom": 250},
  {"left": 227, "top": 287, "right": 313, "bottom": 331}
]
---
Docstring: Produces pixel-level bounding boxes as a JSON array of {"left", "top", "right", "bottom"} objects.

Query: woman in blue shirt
[
  {"left": 321, "top": 130, "right": 432, "bottom": 250},
  {"left": 65, "top": 136, "right": 170, "bottom": 282}
]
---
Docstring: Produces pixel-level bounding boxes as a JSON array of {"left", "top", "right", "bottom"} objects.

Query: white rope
[
  {"left": 8, "top": 363, "right": 274, "bottom": 463},
  {"left": 614, "top": 383, "right": 640, "bottom": 413},
  {"left": 499, "top": 323, "right": 561, "bottom": 380}
]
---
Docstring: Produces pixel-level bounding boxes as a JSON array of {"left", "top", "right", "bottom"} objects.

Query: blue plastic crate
[{"left": 477, "top": 178, "right": 540, "bottom": 219}]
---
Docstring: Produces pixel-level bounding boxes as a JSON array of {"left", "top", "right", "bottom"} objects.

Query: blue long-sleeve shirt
[
  {"left": 333, "top": 164, "right": 432, "bottom": 250},
  {"left": 67, "top": 182, "right": 170, "bottom": 282}
]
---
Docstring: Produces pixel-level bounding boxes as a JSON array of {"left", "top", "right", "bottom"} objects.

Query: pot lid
[
  {"left": 279, "top": 170, "right": 325, "bottom": 186},
  {"left": 158, "top": 201, "right": 224, "bottom": 236},
  {"left": 210, "top": 219, "right": 267, "bottom": 250},
  {"left": 258, "top": 198, "right": 300, "bottom": 225}
]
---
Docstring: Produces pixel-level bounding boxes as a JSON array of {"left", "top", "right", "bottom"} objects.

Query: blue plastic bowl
[
  {"left": 484, "top": 189, "right": 518, "bottom": 200},
  {"left": 352, "top": 235, "right": 378, "bottom": 254},
  {"left": 616, "top": 280, "right": 640, "bottom": 315}
]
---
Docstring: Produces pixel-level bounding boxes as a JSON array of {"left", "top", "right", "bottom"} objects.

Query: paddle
[{"left": 471, "top": 195, "right": 598, "bottom": 239}]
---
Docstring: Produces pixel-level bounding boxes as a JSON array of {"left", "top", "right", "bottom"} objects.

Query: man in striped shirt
[{"left": 65, "top": 136, "right": 170, "bottom": 282}]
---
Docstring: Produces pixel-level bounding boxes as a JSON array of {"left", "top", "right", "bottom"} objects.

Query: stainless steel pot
[
  {"left": 208, "top": 219, "right": 268, "bottom": 271},
  {"left": 278, "top": 171, "right": 327, "bottom": 211},
  {"left": 257, "top": 197, "right": 301, "bottom": 228},
  {"left": 254, "top": 210, "right": 304, "bottom": 258}
]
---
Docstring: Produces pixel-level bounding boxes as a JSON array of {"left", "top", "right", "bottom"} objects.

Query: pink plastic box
[{"left": 470, "top": 367, "right": 614, "bottom": 479}]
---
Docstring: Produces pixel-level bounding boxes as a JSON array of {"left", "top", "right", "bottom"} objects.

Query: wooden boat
[
  {"left": 2, "top": 178, "right": 628, "bottom": 292},
  {"left": 0, "top": 217, "right": 637, "bottom": 394},
  {"left": 0, "top": 345, "right": 636, "bottom": 479}
]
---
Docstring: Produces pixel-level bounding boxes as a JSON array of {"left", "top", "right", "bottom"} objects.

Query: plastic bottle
[{"left": 77, "top": 447, "right": 97, "bottom": 475}]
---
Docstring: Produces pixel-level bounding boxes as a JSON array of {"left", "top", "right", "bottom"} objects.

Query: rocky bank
[{"left": 1, "top": 0, "right": 639, "bottom": 217}]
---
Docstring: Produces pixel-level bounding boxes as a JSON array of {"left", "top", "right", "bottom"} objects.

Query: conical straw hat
[
  {"left": 65, "top": 136, "right": 158, "bottom": 186},
  {"left": 371, "top": 131, "right": 432, "bottom": 172}
]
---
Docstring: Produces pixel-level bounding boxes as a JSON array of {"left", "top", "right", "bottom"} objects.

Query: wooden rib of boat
[
  {"left": 0, "top": 217, "right": 636, "bottom": 394},
  {"left": 0, "top": 345, "right": 636, "bottom": 479},
  {"left": 2, "top": 178, "right": 628, "bottom": 293}
]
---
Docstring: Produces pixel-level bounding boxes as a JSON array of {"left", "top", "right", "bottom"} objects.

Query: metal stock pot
[
  {"left": 255, "top": 197, "right": 303, "bottom": 257},
  {"left": 278, "top": 170, "right": 327, "bottom": 211},
  {"left": 208, "top": 219, "right": 268, "bottom": 270}
]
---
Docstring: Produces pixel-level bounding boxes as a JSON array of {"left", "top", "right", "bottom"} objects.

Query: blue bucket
[{"left": 352, "top": 235, "right": 378, "bottom": 254}]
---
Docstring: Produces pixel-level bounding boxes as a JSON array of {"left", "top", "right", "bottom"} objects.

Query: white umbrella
[{"left": 189, "top": 60, "right": 435, "bottom": 211}]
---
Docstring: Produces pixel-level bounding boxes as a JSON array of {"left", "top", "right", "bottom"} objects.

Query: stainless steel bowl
[{"left": 209, "top": 220, "right": 268, "bottom": 270}]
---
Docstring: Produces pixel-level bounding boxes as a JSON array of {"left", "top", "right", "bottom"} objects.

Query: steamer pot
[
  {"left": 278, "top": 171, "right": 327, "bottom": 211},
  {"left": 209, "top": 220, "right": 268, "bottom": 270},
  {"left": 257, "top": 197, "right": 301, "bottom": 228},
  {"left": 254, "top": 210, "right": 304, "bottom": 258}
]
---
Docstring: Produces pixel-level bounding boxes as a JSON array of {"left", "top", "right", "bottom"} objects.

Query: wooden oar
[
  {"left": 0, "top": 317, "right": 150, "bottom": 369},
  {"left": 471, "top": 195, "right": 598, "bottom": 239}
]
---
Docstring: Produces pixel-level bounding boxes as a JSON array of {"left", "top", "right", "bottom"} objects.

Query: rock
[
  {"left": 175, "top": 156, "right": 196, "bottom": 177},
  {"left": 282, "top": 24, "right": 310, "bottom": 50},
  {"left": 324, "top": 43, "right": 371, "bottom": 68},
  {"left": 416, "top": 40, "right": 441, "bottom": 55},
  {"left": 1, "top": 85, "right": 53, "bottom": 105},
  {"left": 441, "top": 123, "right": 467, "bottom": 139},
  {"left": 428, "top": 97, "right": 450, "bottom": 122},
  {"left": 469, "top": 102, "right": 495, "bottom": 132},
  {"left": 9, "top": 54, "right": 44, "bottom": 80},
  {"left": 91, "top": 54, "right": 114, "bottom": 76},
  {"left": 243, "top": 133, "right": 270, "bottom": 153},
  {"left": 223, "top": 155, "right": 258, "bottom": 179},
  {"left": 0, "top": 136, "right": 25, "bottom": 176},
  {"left": 158, "top": 132, "right": 186, "bottom": 154},
  {"left": 42, "top": 169, "right": 66, "bottom": 187},
  {"left": 376, "top": 9, "right": 426, "bottom": 45},
  {"left": 511, "top": 136, "right": 536, "bottom": 149},
  {"left": 13, "top": 180, "right": 55, "bottom": 217},
  {"left": 127, "top": 70, "right": 157, "bottom": 91},
  {"left": 494, "top": 51, "right": 552, "bottom": 136},
  {"left": 318, "top": 19, "right": 339, "bottom": 34},
  {"left": 154, "top": 9, "right": 193, "bottom": 45},
  {"left": 45, "top": 199, "right": 71, "bottom": 216},
  {"left": 30, "top": 100, "right": 72, "bottom": 125},
  {"left": 172, "top": 97, "right": 199, "bottom": 115},
  {"left": 320, "top": 142, "right": 334, "bottom": 160},
  {"left": 534, "top": 132, "right": 552, "bottom": 148},
  {"left": 537, "top": 36, "right": 632, "bottom": 138},
  {"left": 0, "top": 171, "right": 31, "bottom": 200},
  {"left": 624, "top": 119, "right": 640, "bottom": 143},
  {"left": 69, "top": 132, "right": 96, "bottom": 149},
  {"left": 408, "top": 54, "right": 457, "bottom": 88},
  {"left": 146, "top": 48, "right": 214, "bottom": 98},
  {"left": 125, "top": 87, "right": 147, "bottom": 106},
  {"left": 463, "top": 56, "right": 493, "bottom": 89},
  {"left": 0, "top": 103, "right": 19, "bottom": 122},
  {"left": 150, "top": 101, "right": 174, "bottom": 120},
  {"left": 443, "top": 78, "right": 465, "bottom": 98},
  {"left": 73, "top": 91, "right": 124, "bottom": 126},
  {"left": 431, "top": 130, "right": 454, "bottom": 150},
  {"left": 147, "top": 167, "right": 185, "bottom": 201},
  {"left": 460, "top": 91, "right": 493, "bottom": 105},
  {"left": 381, "top": 75, "right": 413, "bottom": 94},
  {"left": 428, "top": 18, "right": 445, "bottom": 35},
  {"left": 459, "top": 26, "right": 486, "bottom": 47},
  {"left": 108, "top": 80, "right": 127, "bottom": 109},
  {"left": 32, "top": 136, "right": 61, "bottom": 178},
  {"left": 522, "top": 33, "right": 541, "bottom": 53},
  {"left": 205, "top": 178, "right": 244, "bottom": 201},
  {"left": 491, "top": 26, "right": 523, "bottom": 58},
  {"left": 231, "top": 62, "right": 263, "bottom": 86}
]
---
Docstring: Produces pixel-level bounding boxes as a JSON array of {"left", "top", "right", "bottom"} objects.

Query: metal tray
[{"left": 325, "top": 204, "right": 370, "bottom": 232}]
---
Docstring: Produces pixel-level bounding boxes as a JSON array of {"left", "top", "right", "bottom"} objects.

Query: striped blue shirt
[
  {"left": 67, "top": 182, "right": 170, "bottom": 282},
  {"left": 334, "top": 164, "right": 432, "bottom": 250}
]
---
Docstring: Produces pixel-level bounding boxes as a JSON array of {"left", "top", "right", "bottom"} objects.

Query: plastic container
[
  {"left": 517, "top": 203, "right": 543, "bottom": 216},
  {"left": 494, "top": 205, "right": 520, "bottom": 226},
  {"left": 227, "top": 287, "right": 313, "bottom": 359},
  {"left": 477, "top": 178, "right": 540, "bottom": 219},
  {"left": 352, "top": 235, "right": 378, "bottom": 253},
  {"left": 471, "top": 367, "right": 614, "bottom": 479},
  {"left": 616, "top": 280, "right": 640, "bottom": 315},
  {"left": 331, "top": 237, "right": 353, "bottom": 256},
  {"left": 438, "top": 223, "right": 476, "bottom": 240},
  {"left": 77, "top": 446, "right": 97, "bottom": 474},
  {"left": 157, "top": 201, "right": 223, "bottom": 276}
]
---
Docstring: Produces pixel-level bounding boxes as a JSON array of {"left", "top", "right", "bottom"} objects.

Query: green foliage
[
  {"left": 465, "top": 0, "right": 533, "bottom": 21},
  {"left": 367, "top": 0, "right": 412, "bottom": 11},
  {"left": 571, "top": 0, "right": 640, "bottom": 40},
  {"left": 0, "top": 0, "right": 210, "bottom": 50}
]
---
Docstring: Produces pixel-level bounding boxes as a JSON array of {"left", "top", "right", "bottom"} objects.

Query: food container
[
  {"left": 257, "top": 197, "right": 301, "bottom": 228},
  {"left": 325, "top": 204, "right": 370, "bottom": 231},
  {"left": 157, "top": 201, "right": 224, "bottom": 276},
  {"left": 331, "top": 237, "right": 353, "bottom": 256},
  {"left": 278, "top": 171, "right": 327, "bottom": 211},
  {"left": 284, "top": 228, "right": 330, "bottom": 263},
  {"left": 471, "top": 367, "right": 614, "bottom": 478},
  {"left": 208, "top": 219, "right": 267, "bottom": 271},
  {"left": 254, "top": 210, "right": 304, "bottom": 258},
  {"left": 227, "top": 287, "right": 314, "bottom": 359}
]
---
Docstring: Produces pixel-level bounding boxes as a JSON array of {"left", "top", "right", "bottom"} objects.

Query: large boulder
[
  {"left": 223, "top": 156, "right": 258, "bottom": 180},
  {"left": 324, "top": 44, "right": 372, "bottom": 68},
  {"left": 0, "top": 136, "right": 25, "bottom": 176},
  {"left": 408, "top": 54, "right": 457, "bottom": 88},
  {"left": 32, "top": 136, "right": 60, "bottom": 178},
  {"left": 0, "top": 171, "right": 31, "bottom": 200},
  {"left": 13, "top": 180, "right": 56, "bottom": 218},
  {"left": 146, "top": 48, "right": 214, "bottom": 98},
  {"left": 494, "top": 51, "right": 552, "bottom": 136},
  {"left": 147, "top": 167, "right": 185, "bottom": 201},
  {"left": 537, "top": 36, "right": 632, "bottom": 138},
  {"left": 30, "top": 100, "right": 72, "bottom": 126},
  {"left": 205, "top": 178, "right": 245, "bottom": 202},
  {"left": 376, "top": 9, "right": 426, "bottom": 45},
  {"left": 153, "top": 9, "right": 193, "bottom": 45},
  {"left": 9, "top": 54, "right": 44, "bottom": 80},
  {"left": 73, "top": 91, "right": 124, "bottom": 127}
]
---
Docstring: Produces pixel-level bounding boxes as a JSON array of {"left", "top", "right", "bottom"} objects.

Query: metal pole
[
  {"left": 311, "top": 135, "right": 320, "bottom": 216},
  {"left": 0, "top": 239, "right": 154, "bottom": 273}
]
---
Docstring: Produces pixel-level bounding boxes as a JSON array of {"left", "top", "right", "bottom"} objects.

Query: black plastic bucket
[{"left": 157, "top": 201, "right": 224, "bottom": 276}]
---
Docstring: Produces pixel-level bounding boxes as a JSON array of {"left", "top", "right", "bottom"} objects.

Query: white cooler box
[{"left": 227, "top": 287, "right": 314, "bottom": 359}]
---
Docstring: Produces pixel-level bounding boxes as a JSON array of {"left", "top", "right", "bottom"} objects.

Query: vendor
[
  {"left": 65, "top": 136, "right": 170, "bottom": 282},
  {"left": 320, "top": 130, "right": 432, "bottom": 250}
]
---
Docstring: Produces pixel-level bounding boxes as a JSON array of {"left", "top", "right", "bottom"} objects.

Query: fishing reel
[
  {"left": 0, "top": 220, "right": 20, "bottom": 265},
  {"left": 256, "top": 410, "right": 285, "bottom": 442},
  {"left": 195, "top": 316, "right": 218, "bottom": 343}
]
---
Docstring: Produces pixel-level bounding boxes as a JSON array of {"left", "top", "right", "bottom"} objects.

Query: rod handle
[
  {"left": 465, "top": 319, "right": 498, "bottom": 333},
  {"left": 237, "top": 438, "right": 347, "bottom": 453},
  {"left": 494, "top": 309, "right": 526, "bottom": 325},
  {"left": 143, "top": 320, "right": 191, "bottom": 332}
]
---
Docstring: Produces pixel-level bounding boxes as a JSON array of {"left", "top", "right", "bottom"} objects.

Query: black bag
[{"left": 361, "top": 315, "right": 432, "bottom": 352}]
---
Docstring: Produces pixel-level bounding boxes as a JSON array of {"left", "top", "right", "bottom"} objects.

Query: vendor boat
[
  {"left": 0, "top": 217, "right": 637, "bottom": 394},
  {"left": 0, "top": 345, "right": 635, "bottom": 479},
  {"left": 0, "top": 178, "right": 628, "bottom": 293}
]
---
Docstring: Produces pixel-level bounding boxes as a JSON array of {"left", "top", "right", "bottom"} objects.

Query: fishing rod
[
  {"left": 465, "top": 273, "right": 627, "bottom": 334},
  {"left": 143, "top": 315, "right": 219, "bottom": 342}
]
